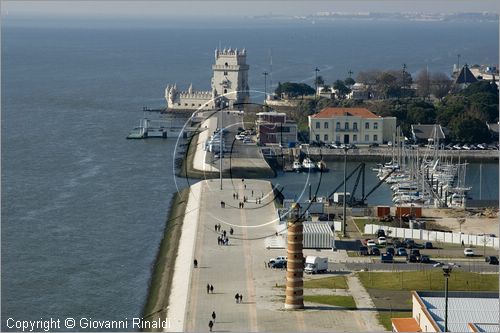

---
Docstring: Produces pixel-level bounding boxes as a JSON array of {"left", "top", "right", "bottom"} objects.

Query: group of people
[
  {"left": 208, "top": 311, "right": 216, "bottom": 331},
  {"left": 206, "top": 284, "right": 214, "bottom": 294},
  {"left": 234, "top": 293, "right": 244, "bottom": 303}
]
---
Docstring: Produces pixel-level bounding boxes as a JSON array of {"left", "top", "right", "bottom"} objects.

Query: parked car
[
  {"left": 370, "top": 247, "right": 381, "bottom": 256},
  {"left": 397, "top": 248, "right": 408, "bottom": 257},
  {"left": 464, "top": 248, "right": 475, "bottom": 257},
  {"left": 271, "top": 260, "right": 286, "bottom": 269},
  {"left": 404, "top": 239, "right": 415, "bottom": 249},
  {"left": 485, "top": 256, "right": 499, "bottom": 265},
  {"left": 359, "top": 246, "right": 369, "bottom": 256},
  {"left": 378, "top": 237, "right": 387, "bottom": 245},
  {"left": 366, "top": 239, "right": 377, "bottom": 247},
  {"left": 381, "top": 253, "right": 393, "bottom": 263},
  {"left": 392, "top": 239, "right": 402, "bottom": 248},
  {"left": 424, "top": 242, "right": 433, "bottom": 249},
  {"left": 410, "top": 249, "right": 421, "bottom": 257},
  {"left": 269, "top": 256, "right": 287, "bottom": 264},
  {"left": 369, "top": 143, "right": 379, "bottom": 148},
  {"left": 376, "top": 229, "right": 386, "bottom": 238},
  {"left": 420, "top": 255, "right": 431, "bottom": 263},
  {"left": 386, "top": 247, "right": 395, "bottom": 256},
  {"left": 407, "top": 254, "right": 418, "bottom": 263}
]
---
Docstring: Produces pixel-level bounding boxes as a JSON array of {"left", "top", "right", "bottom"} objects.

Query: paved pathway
[
  {"left": 177, "top": 179, "right": 385, "bottom": 332},
  {"left": 346, "top": 275, "right": 385, "bottom": 331}
]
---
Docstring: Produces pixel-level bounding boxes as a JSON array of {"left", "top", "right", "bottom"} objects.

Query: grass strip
[
  {"left": 304, "top": 295, "right": 357, "bottom": 309},
  {"left": 358, "top": 271, "right": 499, "bottom": 291},
  {"left": 303, "top": 276, "right": 348, "bottom": 289},
  {"left": 141, "top": 188, "right": 189, "bottom": 331},
  {"left": 377, "top": 311, "right": 413, "bottom": 331}
]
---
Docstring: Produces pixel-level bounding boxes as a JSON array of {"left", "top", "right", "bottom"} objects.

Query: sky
[{"left": 2, "top": 0, "right": 499, "bottom": 18}]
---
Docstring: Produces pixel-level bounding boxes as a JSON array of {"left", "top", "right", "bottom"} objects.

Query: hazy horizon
[{"left": 2, "top": 0, "right": 499, "bottom": 19}]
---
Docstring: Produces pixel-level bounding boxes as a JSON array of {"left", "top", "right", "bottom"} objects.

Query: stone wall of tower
[
  {"left": 284, "top": 218, "right": 304, "bottom": 310},
  {"left": 211, "top": 48, "right": 250, "bottom": 107}
]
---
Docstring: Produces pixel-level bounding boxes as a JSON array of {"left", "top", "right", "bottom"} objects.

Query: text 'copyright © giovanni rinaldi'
[{"left": 6, "top": 317, "right": 171, "bottom": 331}]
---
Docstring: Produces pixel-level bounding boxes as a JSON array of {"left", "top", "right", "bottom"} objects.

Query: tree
[
  {"left": 415, "top": 68, "right": 431, "bottom": 99},
  {"left": 448, "top": 115, "right": 491, "bottom": 143},
  {"left": 375, "top": 72, "right": 399, "bottom": 99},
  {"left": 276, "top": 82, "right": 315, "bottom": 98},
  {"left": 333, "top": 80, "right": 351, "bottom": 99},
  {"left": 462, "top": 80, "right": 499, "bottom": 97},
  {"left": 436, "top": 95, "right": 467, "bottom": 126},
  {"left": 356, "top": 70, "right": 381, "bottom": 86},
  {"left": 315, "top": 75, "right": 325, "bottom": 87},
  {"left": 275, "top": 82, "right": 283, "bottom": 97},
  {"left": 430, "top": 72, "right": 452, "bottom": 100},
  {"left": 344, "top": 77, "right": 355, "bottom": 86}
]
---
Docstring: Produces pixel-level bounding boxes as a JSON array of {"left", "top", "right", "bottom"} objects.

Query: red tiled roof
[
  {"left": 391, "top": 318, "right": 422, "bottom": 332},
  {"left": 311, "top": 107, "right": 380, "bottom": 119}
]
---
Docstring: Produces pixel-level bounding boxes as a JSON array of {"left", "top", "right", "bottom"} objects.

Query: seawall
[{"left": 141, "top": 188, "right": 190, "bottom": 331}]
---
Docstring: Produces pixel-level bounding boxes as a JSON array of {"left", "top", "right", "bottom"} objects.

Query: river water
[{"left": 1, "top": 16, "right": 498, "bottom": 330}]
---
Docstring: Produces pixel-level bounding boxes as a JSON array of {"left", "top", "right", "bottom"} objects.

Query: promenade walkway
[{"left": 166, "top": 178, "right": 381, "bottom": 332}]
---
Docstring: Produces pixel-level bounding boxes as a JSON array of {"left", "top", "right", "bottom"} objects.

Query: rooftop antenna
[
  {"left": 348, "top": 69, "right": 353, "bottom": 78},
  {"left": 219, "top": 40, "right": 221, "bottom": 51}
]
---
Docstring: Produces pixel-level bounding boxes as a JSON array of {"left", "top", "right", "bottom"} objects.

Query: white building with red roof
[{"left": 308, "top": 107, "right": 396, "bottom": 144}]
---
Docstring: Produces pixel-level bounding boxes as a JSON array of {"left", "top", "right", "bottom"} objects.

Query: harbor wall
[{"left": 141, "top": 188, "right": 190, "bottom": 331}]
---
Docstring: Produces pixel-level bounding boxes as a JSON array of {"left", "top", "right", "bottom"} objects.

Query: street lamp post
[
  {"left": 342, "top": 147, "right": 349, "bottom": 237},
  {"left": 442, "top": 265, "right": 452, "bottom": 332},
  {"left": 314, "top": 67, "right": 320, "bottom": 97},
  {"left": 263, "top": 71, "right": 268, "bottom": 105}
]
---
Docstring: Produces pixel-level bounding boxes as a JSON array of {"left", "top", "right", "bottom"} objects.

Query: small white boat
[
  {"left": 316, "top": 160, "right": 329, "bottom": 172},
  {"left": 292, "top": 160, "right": 303, "bottom": 172},
  {"left": 302, "top": 158, "right": 315, "bottom": 171}
]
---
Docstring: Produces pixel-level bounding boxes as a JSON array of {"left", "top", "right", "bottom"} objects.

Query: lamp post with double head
[
  {"left": 442, "top": 265, "right": 452, "bottom": 332},
  {"left": 342, "top": 147, "right": 349, "bottom": 237}
]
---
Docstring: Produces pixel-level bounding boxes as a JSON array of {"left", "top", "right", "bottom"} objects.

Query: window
[
  {"left": 365, "top": 135, "right": 369, "bottom": 142},
  {"left": 373, "top": 134, "right": 378, "bottom": 141},
  {"left": 353, "top": 134, "right": 357, "bottom": 142},
  {"left": 315, "top": 134, "right": 320, "bottom": 141},
  {"left": 223, "top": 71, "right": 228, "bottom": 75},
  {"left": 324, "top": 134, "right": 328, "bottom": 141},
  {"left": 184, "top": 103, "right": 188, "bottom": 106},
  {"left": 315, "top": 122, "right": 320, "bottom": 129},
  {"left": 344, "top": 122, "right": 349, "bottom": 130},
  {"left": 192, "top": 103, "right": 195, "bottom": 106},
  {"left": 365, "top": 122, "right": 369, "bottom": 129},
  {"left": 224, "top": 89, "right": 227, "bottom": 94},
  {"left": 324, "top": 122, "right": 329, "bottom": 129},
  {"left": 336, "top": 122, "right": 341, "bottom": 130},
  {"left": 353, "top": 122, "right": 358, "bottom": 130},
  {"left": 374, "top": 122, "right": 378, "bottom": 129},
  {"left": 224, "top": 62, "right": 228, "bottom": 66},
  {"left": 336, "top": 135, "right": 340, "bottom": 142}
]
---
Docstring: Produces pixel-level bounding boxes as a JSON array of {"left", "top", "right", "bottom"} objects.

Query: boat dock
[{"left": 127, "top": 117, "right": 197, "bottom": 139}]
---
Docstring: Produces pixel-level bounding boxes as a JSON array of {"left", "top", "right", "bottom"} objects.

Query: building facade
[
  {"left": 308, "top": 107, "right": 396, "bottom": 144},
  {"left": 392, "top": 291, "right": 499, "bottom": 332},
  {"left": 165, "top": 48, "right": 250, "bottom": 111},
  {"left": 256, "top": 111, "right": 298, "bottom": 145}
]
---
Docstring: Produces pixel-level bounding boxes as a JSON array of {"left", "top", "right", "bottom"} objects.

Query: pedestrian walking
[
  {"left": 207, "top": 284, "right": 210, "bottom": 294},
  {"left": 212, "top": 311, "right": 216, "bottom": 322},
  {"left": 461, "top": 240, "right": 465, "bottom": 247},
  {"left": 218, "top": 223, "right": 221, "bottom": 232},
  {"left": 230, "top": 227, "right": 233, "bottom": 235},
  {"left": 233, "top": 193, "right": 236, "bottom": 199},
  {"left": 214, "top": 224, "right": 218, "bottom": 232},
  {"left": 251, "top": 190, "right": 254, "bottom": 197},
  {"left": 208, "top": 320, "right": 213, "bottom": 332},
  {"left": 194, "top": 259, "right": 198, "bottom": 268},
  {"left": 235, "top": 293, "right": 239, "bottom": 303},
  {"left": 210, "top": 285, "right": 214, "bottom": 293},
  {"left": 217, "top": 236, "right": 221, "bottom": 245},
  {"left": 239, "top": 294, "right": 243, "bottom": 303},
  {"left": 223, "top": 230, "right": 226, "bottom": 237},
  {"left": 244, "top": 184, "right": 247, "bottom": 189}
]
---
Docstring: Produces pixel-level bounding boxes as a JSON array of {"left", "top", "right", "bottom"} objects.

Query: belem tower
[{"left": 165, "top": 48, "right": 250, "bottom": 111}]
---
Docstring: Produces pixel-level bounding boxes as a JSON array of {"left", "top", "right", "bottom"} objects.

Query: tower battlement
[{"left": 166, "top": 47, "right": 249, "bottom": 112}]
